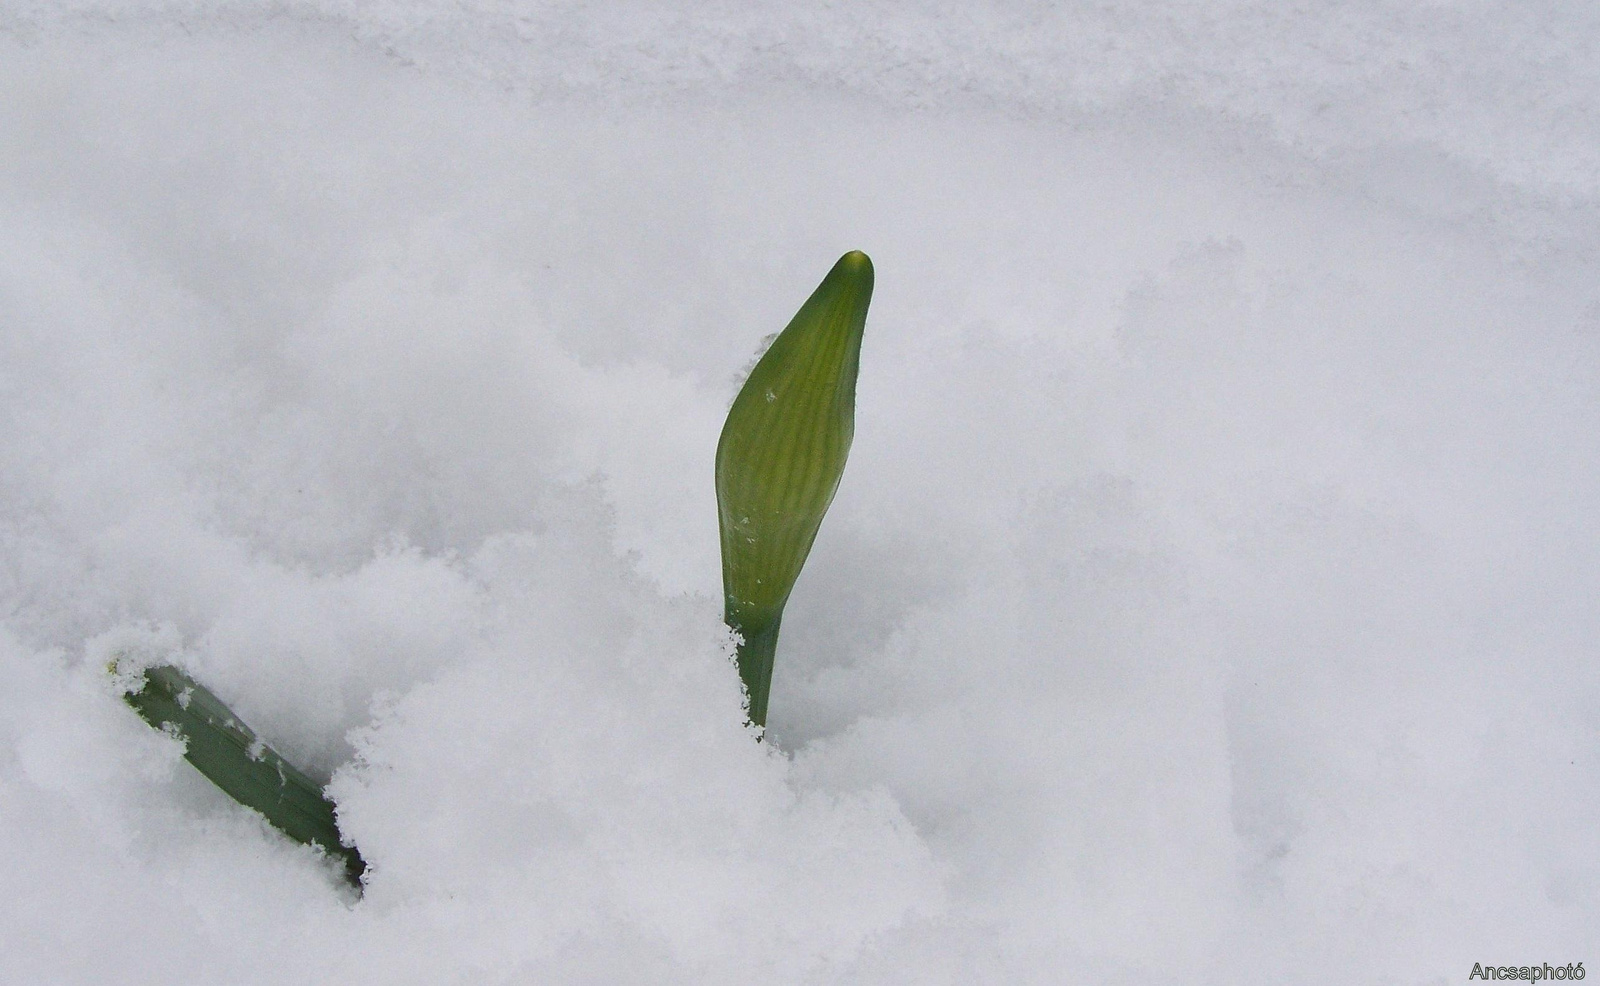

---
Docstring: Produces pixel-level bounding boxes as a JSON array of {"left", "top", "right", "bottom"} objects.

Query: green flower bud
[
  {"left": 116, "top": 662, "right": 365, "bottom": 887},
  {"left": 716, "top": 251, "right": 873, "bottom": 727}
]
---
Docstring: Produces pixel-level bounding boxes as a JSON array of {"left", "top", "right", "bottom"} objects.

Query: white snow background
[{"left": 2, "top": 3, "right": 1598, "bottom": 984}]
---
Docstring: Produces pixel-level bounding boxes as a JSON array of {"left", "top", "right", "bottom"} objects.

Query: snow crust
[{"left": 1, "top": 4, "right": 1597, "bottom": 983}]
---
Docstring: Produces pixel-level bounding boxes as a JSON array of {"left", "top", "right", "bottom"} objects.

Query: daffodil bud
[
  {"left": 716, "top": 251, "right": 874, "bottom": 727},
  {"left": 116, "top": 661, "right": 365, "bottom": 887}
]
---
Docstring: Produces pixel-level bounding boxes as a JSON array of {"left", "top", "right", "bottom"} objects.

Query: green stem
[
  {"left": 119, "top": 664, "right": 366, "bottom": 888},
  {"left": 732, "top": 615, "right": 782, "bottom": 729}
]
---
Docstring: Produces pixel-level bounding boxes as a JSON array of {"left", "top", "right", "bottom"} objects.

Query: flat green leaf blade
[
  {"left": 716, "top": 250, "right": 873, "bottom": 724},
  {"left": 120, "top": 664, "right": 366, "bottom": 887}
]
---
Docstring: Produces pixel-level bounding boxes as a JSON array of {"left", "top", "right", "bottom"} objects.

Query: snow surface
[{"left": 2, "top": 3, "right": 1598, "bottom": 984}]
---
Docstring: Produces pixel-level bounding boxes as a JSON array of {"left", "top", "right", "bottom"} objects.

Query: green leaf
[
  {"left": 716, "top": 250, "right": 874, "bottom": 727},
  {"left": 118, "top": 663, "right": 366, "bottom": 888}
]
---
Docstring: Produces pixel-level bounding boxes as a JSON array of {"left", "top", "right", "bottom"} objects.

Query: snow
[{"left": 2, "top": 3, "right": 1597, "bottom": 983}]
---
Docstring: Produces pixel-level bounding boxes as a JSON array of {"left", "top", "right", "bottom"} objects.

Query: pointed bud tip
[{"left": 836, "top": 250, "right": 873, "bottom": 277}]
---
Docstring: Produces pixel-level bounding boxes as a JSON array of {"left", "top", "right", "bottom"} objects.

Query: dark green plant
[
  {"left": 716, "top": 250, "right": 874, "bottom": 728},
  {"left": 116, "top": 662, "right": 365, "bottom": 888}
]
